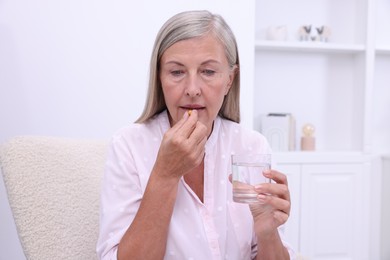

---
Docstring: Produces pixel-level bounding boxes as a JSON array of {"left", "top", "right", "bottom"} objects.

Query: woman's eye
[
  {"left": 171, "top": 70, "right": 184, "bottom": 76},
  {"left": 202, "top": 69, "right": 216, "bottom": 76}
]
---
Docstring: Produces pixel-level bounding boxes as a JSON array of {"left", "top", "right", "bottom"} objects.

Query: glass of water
[{"left": 231, "top": 154, "right": 271, "bottom": 204}]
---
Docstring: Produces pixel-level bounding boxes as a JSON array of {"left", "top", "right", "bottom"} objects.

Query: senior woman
[{"left": 97, "top": 10, "right": 294, "bottom": 260}]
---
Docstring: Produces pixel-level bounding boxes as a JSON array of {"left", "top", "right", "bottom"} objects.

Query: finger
[
  {"left": 183, "top": 122, "right": 207, "bottom": 165},
  {"left": 168, "top": 109, "right": 192, "bottom": 134},
  {"left": 255, "top": 182, "right": 290, "bottom": 200},
  {"left": 188, "top": 121, "right": 208, "bottom": 145},
  {"left": 165, "top": 113, "right": 189, "bottom": 139},
  {"left": 267, "top": 170, "right": 291, "bottom": 202},
  {"left": 196, "top": 133, "right": 207, "bottom": 150},
  {"left": 173, "top": 109, "right": 200, "bottom": 139},
  {"left": 263, "top": 169, "right": 288, "bottom": 186},
  {"left": 273, "top": 210, "right": 289, "bottom": 225},
  {"left": 192, "top": 132, "right": 207, "bottom": 159},
  {"left": 257, "top": 194, "right": 291, "bottom": 215}
]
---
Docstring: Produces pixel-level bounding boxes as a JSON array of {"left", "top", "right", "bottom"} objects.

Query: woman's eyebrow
[
  {"left": 162, "top": 60, "right": 184, "bottom": 66},
  {"left": 201, "top": 59, "right": 220, "bottom": 65},
  {"left": 162, "top": 59, "right": 221, "bottom": 67}
]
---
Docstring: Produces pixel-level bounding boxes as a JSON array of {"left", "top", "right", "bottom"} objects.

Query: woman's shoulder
[
  {"left": 218, "top": 117, "right": 271, "bottom": 154},
  {"left": 112, "top": 123, "right": 145, "bottom": 138},
  {"left": 110, "top": 115, "right": 164, "bottom": 144}
]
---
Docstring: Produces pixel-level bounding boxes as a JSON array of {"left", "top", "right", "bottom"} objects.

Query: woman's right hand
[{"left": 153, "top": 109, "right": 208, "bottom": 180}]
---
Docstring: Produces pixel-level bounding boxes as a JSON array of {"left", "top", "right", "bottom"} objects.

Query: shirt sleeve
[
  {"left": 250, "top": 228, "right": 296, "bottom": 260},
  {"left": 279, "top": 228, "right": 297, "bottom": 259},
  {"left": 96, "top": 133, "right": 143, "bottom": 260}
]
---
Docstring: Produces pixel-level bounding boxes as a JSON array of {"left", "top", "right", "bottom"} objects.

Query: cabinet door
[
  {"left": 300, "top": 164, "right": 367, "bottom": 260},
  {"left": 275, "top": 164, "right": 301, "bottom": 252}
]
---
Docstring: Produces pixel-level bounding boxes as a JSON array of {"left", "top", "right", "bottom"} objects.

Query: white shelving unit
[
  {"left": 254, "top": 0, "right": 373, "bottom": 152},
  {"left": 373, "top": 0, "right": 390, "bottom": 155},
  {"left": 255, "top": 41, "right": 366, "bottom": 54},
  {"left": 381, "top": 155, "right": 390, "bottom": 260},
  {"left": 376, "top": 46, "right": 390, "bottom": 55},
  {"left": 254, "top": 0, "right": 388, "bottom": 259},
  {"left": 374, "top": 3, "right": 390, "bottom": 259},
  {"left": 253, "top": 0, "right": 389, "bottom": 154}
]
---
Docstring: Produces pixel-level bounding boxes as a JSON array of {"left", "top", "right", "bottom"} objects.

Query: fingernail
[
  {"left": 254, "top": 184, "right": 263, "bottom": 190},
  {"left": 263, "top": 169, "right": 271, "bottom": 177},
  {"left": 257, "top": 194, "right": 267, "bottom": 203},
  {"left": 191, "top": 109, "right": 197, "bottom": 116},
  {"left": 183, "top": 111, "right": 189, "bottom": 119}
]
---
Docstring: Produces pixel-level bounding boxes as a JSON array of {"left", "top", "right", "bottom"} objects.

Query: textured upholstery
[{"left": 0, "top": 136, "right": 107, "bottom": 260}]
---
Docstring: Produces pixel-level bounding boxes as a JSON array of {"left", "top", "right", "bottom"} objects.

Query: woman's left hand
[{"left": 250, "top": 169, "right": 291, "bottom": 239}]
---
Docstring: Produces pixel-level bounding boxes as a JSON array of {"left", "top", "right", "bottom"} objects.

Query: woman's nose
[{"left": 185, "top": 74, "right": 201, "bottom": 97}]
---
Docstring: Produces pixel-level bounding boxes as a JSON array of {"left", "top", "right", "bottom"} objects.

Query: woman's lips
[{"left": 181, "top": 105, "right": 205, "bottom": 110}]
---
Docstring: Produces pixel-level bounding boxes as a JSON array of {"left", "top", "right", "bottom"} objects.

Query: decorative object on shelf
[
  {"left": 266, "top": 25, "right": 288, "bottom": 41},
  {"left": 298, "top": 25, "right": 312, "bottom": 41},
  {"left": 260, "top": 113, "right": 296, "bottom": 151},
  {"left": 316, "top": 25, "right": 331, "bottom": 42},
  {"left": 300, "top": 123, "right": 316, "bottom": 151},
  {"left": 298, "top": 25, "right": 331, "bottom": 42}
]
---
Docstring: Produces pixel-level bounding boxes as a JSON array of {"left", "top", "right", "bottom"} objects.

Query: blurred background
[
  {"left": 0, "top": 1, "right": 254, "bottom": 259},
  {"left": 1, "top": 0, "right": 389, "bottom": 259}
]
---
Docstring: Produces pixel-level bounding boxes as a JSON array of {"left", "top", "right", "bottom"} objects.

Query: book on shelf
[{"left": 260, "top": 113, "right": 296, "bottom": 152}]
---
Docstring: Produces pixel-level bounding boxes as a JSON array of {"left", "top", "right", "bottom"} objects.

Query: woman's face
[{"left": 159, "top": 34, "right": 236, "bottom": 135}]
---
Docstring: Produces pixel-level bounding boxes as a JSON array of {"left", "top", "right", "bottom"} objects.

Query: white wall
[{"left": 0, "top": 1, "right": 255, "bottom": 258}]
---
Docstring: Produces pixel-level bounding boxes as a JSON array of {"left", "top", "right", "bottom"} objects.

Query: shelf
[
  {"left": 273, "top": 151, "right": 368, "bottom": 164},
  {"left": 382, "top": 154, "right": 390, "bottom": 159},
  {"left": 376, "top": 45, "right": 390, "bottom": 55},
  {"left": 255, "top": 40, "right": 365, "bottom": 54}
]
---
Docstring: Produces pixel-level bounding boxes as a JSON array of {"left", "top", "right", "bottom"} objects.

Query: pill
[{"left": 188, "top": 110, "right": 192, "bottom": 116}]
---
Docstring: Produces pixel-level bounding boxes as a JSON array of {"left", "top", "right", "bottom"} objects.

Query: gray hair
[{"left": 135, "top": 10, "right": 240, "bottom": 123}]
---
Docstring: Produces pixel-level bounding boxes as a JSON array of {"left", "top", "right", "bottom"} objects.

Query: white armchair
[{"left": 0, "top": 136, "right": 107, "bottom": 260}]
